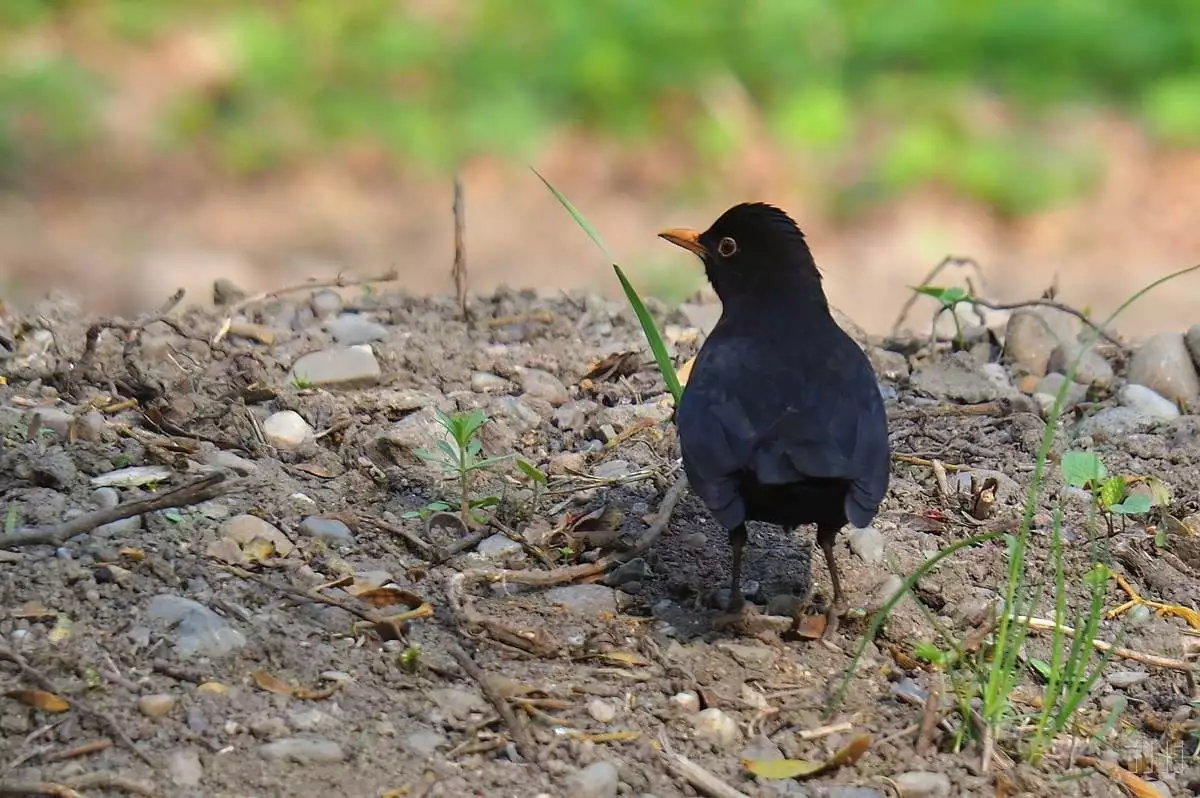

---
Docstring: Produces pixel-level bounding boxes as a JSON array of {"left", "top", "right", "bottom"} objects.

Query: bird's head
[{"left": 658, "top": 202, "right": 824, "bottom": 303}]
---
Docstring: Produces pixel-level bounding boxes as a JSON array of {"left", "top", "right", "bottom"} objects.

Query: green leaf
[
  {"left": 1061, "top": 451, "right": 1105, "bottom": 489},
  {"left": 1097, "top": 476, "right": 1127, "bottom": 509},
  {"left": 470, "top": 496, "right": 501, "bottom": 508},
  {"left": 412, "top": 447, "right": 437, "bottom": 462},
  {"left": 532, "top": 167, "right": 615, "bottom": 262},
  {"left": 1028, "top": 658, "right": 1054, "bottom": 682},
  {"left": 913, "top": 284, "right": 969, "bottom": 308},
  {"left": 474, "top": 453, "right": 516, "bottom": 469},
  {"left": 517, "top": 458, "right": 547, "bottom": 483},
  {"left": 913, "top": 641, "right": 946, "bottom": 665},
  {"left": 1109, "top": 494, "right": 1152, "bottom": 516}
]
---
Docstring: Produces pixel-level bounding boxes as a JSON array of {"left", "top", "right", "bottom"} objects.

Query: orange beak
[{"left": 657, "top": 227, "right": 706, "bottom": 257}]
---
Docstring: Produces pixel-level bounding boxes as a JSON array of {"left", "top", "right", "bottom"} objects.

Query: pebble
[
  {"left": 297, "top": 516, "right": 353, "bottom": 543},
  {"left": 515, "top": 366, "right": 570, "bottom": 405},
  {"left": 669, "top": 691, "right": 700, "bottom": 713},
  {"left": 1075, "top": 406, "right": 1159, "bottom": 442},
  {"left": 288, "top": 346, "right": 382, "bottom": 388},
  {"left": 1003, "top": 307, "right": 1079, "bottom": 376},
  {"left": 847, "top": 525, "right": 885, "bottom": 565},
  {"left": 258, "top": 738, "right": 346, "bottom": 764},
  {"left": 893, "top": 771, "right": 952, "bottom": 797},
  {"left": 910, "top": 351, "right": 1012, "bottom": 403},
  {"left": 206, "top": 449, "right": 259, "bottom": 474},
  {"left": 597, "top": 402, "right": 673, "bottom": 430},
  {"left": 146, "top": 595, "right": 247, "bottom": 657},
  {"left": 548, "top": 452, "right": 587, "bottom": 475},
  {"left": 1034, "top": 373, "right": 1088, "bottom": 406},
  {"left": 739, "top": 734, "right": 784, "bottom": 762},
  {"left": 1046, "top": 340, "right": 1114, "bottom": 387},
  {"left": 554, "top": 400, "right": 597, "bottom": 432},
  {"left": 1127, "top": 332, "right": 1200, "bottom": 405},
  {"left": 1119, "top": 384, "right": 1181, "bottom": 420},
  {"left": 869, "top": 346, "right": 910, "bottom": 381},
  {"left": 566, "top": 762, "right": 619, "bottom": 798},
  {"left": 287, "top": 707, "right": 328, "bottom": 731},
  {"left": 310, "top": 289, "right": 343, "bottom": 317},
  {"left": 427, "top": 688, "right": 487, "bottom": 719},
  {"left": 138, "top": 694, "right": 178, "bottom": 718},
  {"left": 475, "top": 533, "right": 524, "bottom": 561},
  {"left": 587, "top": 699, "right": 617, "bottom": 723},
  {"left": 470, "top": 371, "right": 511, "bottom": 393},
  {"left": 490, "top": 396, "right": 543, "bottom": 432},
  {"left": 1107, "top": 670, "right": 1150, "bottom": 688},
  {"left": 167, "top": 749, "right": 203, "bottom": 787},
  {"left": 262, "top": 410, "right": 314, "bottom": 449},
  {"left": 326, "top": 313, "right": 387, "bottom": 344},
  {"left": 545, "top": 584, "right": 618, "bottom": 615},
  {"left": 220, "top": 515, "right": 295, "bottom": 556},
  {"left": 403, "top": 730, "right": 447, "bottom": 757},
  {"left": 592, "top": 459, "right": 634, "bottom": 479},
  {"left": 91, "top": 465, "right": 172, "bottom": 488},
  {"left": 1186, "top": 323, "right": 1200, "bottom": 370},
  {"left": 604, "top": 557, "right": 650, "bottom": 587},
  {"left": 28, "top": 407, "right": 73, "bottom": 439},
  {"left": 692, "top": 707, "right": 740, "bottom": 746}
]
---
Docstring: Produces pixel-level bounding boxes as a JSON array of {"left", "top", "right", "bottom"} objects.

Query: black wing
[{"left": 677, "top": 329, "right": 889, "bottom": 531}]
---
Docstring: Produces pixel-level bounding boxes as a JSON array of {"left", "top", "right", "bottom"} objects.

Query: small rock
[
  {"left": 1108, "top": 670, "right": 1150, "bottom": 689},
  {"left": 326, "top": 313, "right": 387, "bottom": 345},
  {"left": 214, "top": 277, "right": 248, "bottom": 305},
  {"left": 868, "top": 575, "right": 905, "bottom": 612},
  {"left": 475, "top": 533, "right": 523, "bottom": 561},
  {"left": 893, "top": 771, "right": 951, "bottom": 798},
  {"left": 288, "top": 346, "right": 381, "bottom": 389},
  {"left": 587, "top": 699, "right": 617, "bottom": 723},
  {"left": 566, "top": 762, "right": 619, "bottom": 798},
  {"left": 1076, "top": 406, "right": 1160, "bottom": 441},
  {"left": 310, "top": 289, "right": 343, "bottom": 317},
  {"left": 1119, "top": 384, "right": 1181, "bottom": 420},
  {"left": 220, "top": 515, "right": 295, "bottom": 556},
  {"left": 911, "top": 351, "right": 1012, "bottom": 403},
  {"left": 717, "top": 642, "right": 777, "bottom": 670},
  {"left": 1046, "top": 340, "right": 1114, "bottom": 387},
  {"left": 516, "top": 367, "right": 570, "bottom": 405},
  {"left": 167, "top": 749, "right": 203, "bottom": 787},
  {"left": 592, "top": 459, "right": 633, "bottom": 479},
  {"left": 138, "top": 694, "right": 178, "bottom": 718},
  {"left": 597, "top": 402, "right": 673, "bottom": 430},
  {"left": 739, "top": 734, "right": 784, "bottom": 762},
  {"left": 489, "top": 396, "right": 543, "bottom": 432},
  {"left": 868, "top": 346, "right": 909, "bottom": 381},
  {"left": 1003, "top": 307, "right": 1079, "bottom": 377},
  {"left": 1127, "top": 332, "right": 1200, "bottom": 406},
  {"left": 604, "top": 557, "right": 650, "bottom": 587},
  {"left": 287, "top": 707, "right": 328, "bottom": 731},
  {"left": 258, "top": 738, "right": 346, "bottom": 764},
  {"left": 669, "top": 691, "right": 700, "bottom": 713},
  {"left": 692, "top": 707, "right": 740, "bottom": 746},
  {"left": 545, "top": 584, "right": 617, "bottom": 615},
  {"left": 1034, "top": 373, "right": 1088, "bottom": 406},
  {"left": 262, "top": 410, "right": 314, "bottom": 449},
  {"left": 427, "top": 688, "right": 486, "bottom": 719},
  {"left": 548, "top": 452, "right": 587, "bottom": 475},
  {"left": 471, "top": 372, "right": 511, "bottom": 393},
  {"left": 1186, "top": 323, "right": 1200, "bottom": 370},
  {"left": 90, "top": 465, "right": 171, "bottom": 489},
  {"left": 554, "top": 400, "right": 597, "bottom": 432},
  {"left": 146, "top": 595, "right": 247, "bottom": 658},
  {"left": 206, "top": 449, "right": 259, "bottom": 474},
  {"left": 847, "top": 526, "right": 885, "bottom": 565},
  {"left": 403, "top": 730, "right": 447, "bottom": 757},
  {"left": 297, "top": 517, "right": 353, "bottom": 543}
]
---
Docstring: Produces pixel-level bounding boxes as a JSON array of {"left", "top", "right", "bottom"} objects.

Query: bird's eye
[{"left": 717, "top": 236, "right": 738, "bottom": 257}]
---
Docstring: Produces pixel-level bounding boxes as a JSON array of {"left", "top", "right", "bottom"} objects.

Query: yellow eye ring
[{"left": 717, "top": 236, "right": 737, "bottom": 257}]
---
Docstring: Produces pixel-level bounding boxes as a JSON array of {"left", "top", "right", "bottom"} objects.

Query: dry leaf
[
  {"left": 744, "top": 733, "right": 870, "bottom": 780},
  {"left": 6, "top": 689, "right": 70, "bottom": 713},
  {"left": 48, "top": 616, "right": 73, "bottom": 643},
  {"left": 119, "top": 546, "right": 146, "bottom": 562},
  {"left": 582, "top": 351, "right": 642, "bottom": 381},
  {"left": 293, "top": 685, "right": 341, "bottom": 701},
  {"left": 197, "top": 682, "right": 230, "bottom": 696},
  {"left": 677, "top": 355, "right": 696, "bottom": 385},
  {"left": 348, "top": 586, "right": 424, "bottom": 610},
  {"left": 252, "top": 670, "right": 297, "bottom": 696},
  {"left": 13, "top": 602, "right": 58, "bottom": 622},
  {"left": 1077, "top": 755, "right": 1163, "bottom": 798},
  {"left": 596, "top": 651, "right": 649, "bottom": 668},
  {"left": 242, "top": 537, "right": 277, "bottom": 563},
  {"left": 292, "top": 463, "right": 340, "bottom": 479}
]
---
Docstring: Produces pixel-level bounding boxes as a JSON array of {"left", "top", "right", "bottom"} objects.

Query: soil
[{"left": 1, "top": 281, "right": 1199, "bottom": 798}]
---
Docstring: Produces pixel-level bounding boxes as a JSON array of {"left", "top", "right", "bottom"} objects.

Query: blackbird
[{"left": 659, "top": 203, "right": 890, "bottom": 641}]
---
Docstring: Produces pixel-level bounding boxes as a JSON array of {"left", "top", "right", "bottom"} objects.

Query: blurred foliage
[{"left": 2, "top": 0, "right": 1200, "bottom": 214}]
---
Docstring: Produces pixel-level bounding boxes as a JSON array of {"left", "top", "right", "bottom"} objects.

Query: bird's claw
[{"left": 818, "top": 604, "right": 845, "bottom": 653}]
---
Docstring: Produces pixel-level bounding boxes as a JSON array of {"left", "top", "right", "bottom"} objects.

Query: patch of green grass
[{"left": 408, "top": 408, "right": 513, "bottom": 529}]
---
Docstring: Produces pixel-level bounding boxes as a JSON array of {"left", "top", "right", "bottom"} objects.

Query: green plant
[
  {"left": 1061, "top": 450, "right": 1162, "bottom": 535},
  {"left": 411, "top": 408, "right": 513, "bottom": 528},
  {"left": 912, "top": 285, "right": 970, "bottom": 348},
  {"left": 535, "top": 168, "right": 683, "bottom": 406},
  {"left": 291, "top": 374, "right": 314, "bottom": 390},
  {"left": 516, "top": 458, "right": 548, "bottom": 512}
]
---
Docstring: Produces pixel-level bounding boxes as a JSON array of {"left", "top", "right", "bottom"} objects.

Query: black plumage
[{"left": 659, "top": 203, "right": 890, "bottom": 640}]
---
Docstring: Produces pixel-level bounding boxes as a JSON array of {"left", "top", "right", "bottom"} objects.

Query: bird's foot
[
  {"left": 712, "top": 595, "right": 757, "bottom": 632},
  {"left": 817, "top": 603, "right": 845, "bottom": 653}
]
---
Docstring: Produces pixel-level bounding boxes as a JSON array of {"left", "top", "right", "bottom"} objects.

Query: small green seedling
[
  {"left": 1061, "top": 450, "right": 1161, "bottom": 534},
  {"left": 292, "top": 374, "right": 314, "bottom": 390},
  {"left": 516, "top": 458, "right": 547, "bottom": 512},
  {"left": 912, "top": 284, "right": 971, "bottom": 349},
  {"left": 413, "top": 409, "right": 513, "bottom": 528}
]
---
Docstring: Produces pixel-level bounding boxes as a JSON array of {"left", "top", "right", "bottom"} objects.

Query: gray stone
[
  {"left": 427, "top": 688, "right": 486, "bottom": 719},
  {"left": 1127, "top": 332, "right": 1200, "bottom": 406},
  {"left": 515, "top": 367, "right": 569, "bottom": 405},
  {"left": 262, "top": 410, "right": 313, "bottom": 449},
  {"left": 167, "top": 749, "right": 203, "bottom": 787},
  {"left": 29, "top": 407, "right": 73, "bottom": 439},
  {"left": 206, "top": 449, "right": 259, "bottom": 475},
  {"left": 403, "top": 730, "right": 447, "bottom": 757},
  {"left": 1107, "top": 670, "right": 1150, "bottom": 689},
  {"left": 298, "top": 517, "right": 353, "bottom": 543},
  {"left": 1076, "top": 406, "right": 1159, "bottom": 442},
  {"left": 1003, "top": 307, "right": 1079, "bottom": 377},
  {"left": 739, "top": 734, "right": 784, "bottom": 762},
  {"left": 1186, "top": 324, "right": 1200, "bottom": 370},
  {"left": 326, "top": 313, "right": 387, "bottom": 345},
  {"left": 310, "top": 289, "right": 343, "bottom": 317},
  {"left": 146, "top": 595, "right": 247, "bottom": 658},
  {"left": 545, "top": 584, "right": 617, "bottom": 615},
  {"left": 288, "top": 346, "right": 381, "bottom": 388},
  {"left": 868, "top": 347, "right": 909, "bottom": 381},
  {"left": 470, "top": 372, "right": 511, "bottom": 393},
  {"left": 554, "top": 400, "right": 597, "bottom": 432},
  {"left": 475, "top": 533, "right": 523, "bottom": 560},
  {"left": 692, "top": 707, "right": 740, "bottom": 746},
  {"left": 1119, "top": 384, "right": 1181, "bottom": 420},
  {"left": 892, "top": 771, "right": 951, "bottom": 798},
  {"left": 258, "top": 738, "right": 346, "bottom": 764},
  {"left": 1035, "top": 373, "right": 1088, "bottom": 406},
  {"left": 566, "top": 762, "right": 619, "bottom": 798},
  {"left": 592, "top": 459, "right": 634, "bottom": 480},
  {"left": 1046, "top": 340, "right": 1114, "bottom": 387},
  {"left": 910, "top": 351, "right": 1012, "bottom": 403},
  {"left": 596, "top": 402, "right": 673, "bottom": 430},
  {"left": 490, "top": 396, "right": 543, "bottom": 433},
  {"left": 847, "top": 526, "right": 885, "bottom": 565}
]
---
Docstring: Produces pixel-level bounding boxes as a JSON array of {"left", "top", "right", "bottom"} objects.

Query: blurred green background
[
  {"left": 2, "top": 0, "right": 1200, "bottom": 332},
  {"left": 6, "top": 0, "right": 1200, "bottom": 212}
]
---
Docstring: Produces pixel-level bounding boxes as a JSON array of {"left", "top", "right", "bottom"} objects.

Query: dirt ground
[{"left": 1, "top": 279, "right": 1199, "bottom": 798}]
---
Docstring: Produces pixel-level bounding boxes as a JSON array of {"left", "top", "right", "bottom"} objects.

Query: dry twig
[
  {"left": 1015, "top": 615, "right": 1193, "bottom": 671},
  {"left": 452, "top": 174, "right": 468, "bottom": 321},
  {"left": 656, "top": 732, "right": 751, "bottom": 798},
  {"left": 445, "top": 644, "right": 536, "bottom": 761},
  {"left": 1, "top": 473, "right": 234, "bottom": 549}
]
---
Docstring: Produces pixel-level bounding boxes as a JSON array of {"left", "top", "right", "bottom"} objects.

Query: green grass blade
[{"left": 534, "top": 167, "right": 684, "bottom": 406}]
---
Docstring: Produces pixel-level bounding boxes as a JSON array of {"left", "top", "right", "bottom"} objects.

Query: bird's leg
[
  {"left": 725, "top": 522, "right": 748, "bottom": 614},
  {"left": 817, "top": 524, "right": 846, "bottom": 643}
]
